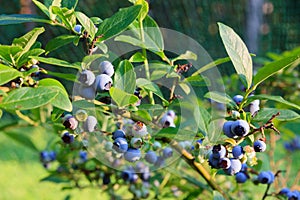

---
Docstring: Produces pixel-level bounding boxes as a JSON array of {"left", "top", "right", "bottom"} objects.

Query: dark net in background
[{"left": 0, "top": 0, "right": 299, "bottom": 60}]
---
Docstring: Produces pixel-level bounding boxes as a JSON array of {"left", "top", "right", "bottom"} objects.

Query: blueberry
[
  {"left": 99, "top": 61, "right": 114, "bottom": 77},
  {"left": 240, "top": 163, "right": 248, "bottom": 172},
  {"left": 279, "top": 188, "right": 290, "bottom": 196},
  {"left": 83, "top": 116, "right": 97, "bottom": 132},
  {"left": 232, "top": 145, "right": 244, "bottom": 159},
  {"left": 287, "top": 190, "right": 300, "bottom": 200},
  {"left": 208, "top": 154, "right": 221, "bottom": 169},
  {"left": 74, "top": 24, "right": 82, "bottom": 34},
  {"left": 113, "top": 137, "right": 128, "bottom": 153},
  {"left": 160, "top": 115, "right": 175, "bottom": 128},
  {"left": 231, "top": 120, "right": 250, "bottom": 137},
  {"left": 257, "top": 171, "right": 274, "bottom": 184},
  {"left": 94, "top": 74, "right": 113, "bottom": 92},
  {"left": 235, "top": 172, "right": 248, "bottom": 183},
  {"left": 124, "top": 148, "right": 141, "bottom": 162},
  {"left": 103, "top": 174, "right": 111, "bottom": 185},
  {"left": 144, "top": 151, "right": 158, "bottom": 164},
  {"left": 212, "top": 144, "right": 226, "bottom": 159},
  {"left": 152, "top": 141, "right": 161, "bottom": 151},
  {"left": 154, "top": 156, "right": 166, "bottom": 167},
  {"left": 130, "top": 137, "right": 143, "bottom": 149},
  {"left": 78, "top": 70, "right": 95, "bottom": 86},
  {"left": 79, "top": 85, "right": 96, "bottom": 100},
  {"left": 219, "top": 157, "right": 231, "bottom": 169},
  {"left": 79, "top": 151, "right": 88, "bottom": 162},
  {"left": 121, "top": 169, "right": 134, "bottom": 182},
  {"left": 112, "top": 129, "right": 126, "bottom": 140},
  {"left": 61, "top": 132, "right": 74, "bottom": 144},
  {"left": 253, "top": 139, "right": 266, "bottom": 152},
  {"left": 132, "top": 121, "right": 148, "bottom": 137},
  {"left": 223, "top": 121, "right": 235, "bottom": 138},
  {"left": 63, "top": 115, "right": 78, "bottom": 130},
  {"left": 162, "top": 147, "right": 173, "bottom": 159},
  {"left": 249, "top": 99, "right": 260, "bottom": 115},
  {"left": 233, "top": 95, "right": 243, "bottom": 104},
  {"left": 40, "top": 151, "right": 49, "bottom": 162},
  {"left": 231, "top": 110, "right": 240, "bottom": 119},
  {"left": 166, "top": 110, "right": 176, "bottom": 119},
  {"left": 48, "top": 151, "right": 56, "bottom": 161},
  {"left": 224, "top": 159, "right": 242, "bottom": 175}
]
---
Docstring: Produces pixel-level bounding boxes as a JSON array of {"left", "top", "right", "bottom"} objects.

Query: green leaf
[
  {"left": 154, "top": 127, "right": 196, "bottom": 140},
  {"left": 32, "top": 0, "right": 50, "bottom": 18},
  {"left": 0, "top": 45, "right": 23, "bottom": 65},
  {"left": 45, "top": 35, "right": 77, "bottom": 53},
  {"left": 143, "top": 15, "right": 164, "bottom": 51},
  {"left": 253, "top": 55, "right": 300, "bottom": 89},
  {"left": 135, "top": 0, "right": 149, "bottom": 21},
  {"left": 253, "top": 108, "right": 300, "bottom": 122},
  {"left": 114, "top": 60, "right": 136, "bottom": 93},
  {"left": 49, "top": 0, "right": 62, "bottom": 21},
  {"left": 185, "top": 76, "right": 210, "bottom": 87},
  {"left": 12, "top": 27, "right": 45, "bottom": 54},
  {"left": 39, "top": 78, "right": 72, "bottom": 112},
  {"left": 0, "top": 87, "right": 59, "bottom": 110},
  {"left": 218, "top": 22, "right": 252, "bottom": 89},
  {"left": 0, "top": 64, "right": 23, "bottom": 85},
  {"left": 47, "top": 71, "right": 77, "bottom": 82},
  {"left": 115, "top": 35, "right": 145, "bottom": 48},
  {"left": 94, "top": 42, "right": 107, "bottom": 54},
  {"left": 30, "top": 56, "right": 81, "bottom": 70},
  {"left": 3, "top": 128, "right": 38, "bottom": 152},
  {"left": 40, "top": 174, "right": 70, "bottom": 183},
  {"left": 52, "top": 7, "right": 76, "bottom": 30},
  {"left": 82, "top": 54, "right": 106, "bottom": 69},
  {"left": 75, "top": 11, "right": 96, "bottom": 39},
  {"left": 213, "top": 191, "right": 226, "bottom": 200},
  {"left": 0, "top": 14, "right": 52, "bottom": 25},
  {"left": 138, "top": 104, "right": 164, "bottom": 111},
  {"left": 129, "top": 52, "right": 145, "bottom": 62},
  {"left": 172, "top": 50, "right": 197, "bottom": 63},
  {"left": 191, "top": 57, "right": 231, "bottom": 76},
  {"left": 204, "top": 91, "right": 235, "bottom": 107},
  {"left": 136, "top": 78, "right": 167, "bottom": 102},
  {"left": 109, "top": 87, "right": 139, "bottom": 107},
  {"left": 247, "top": 94, "right": 300, "bottom": 110},
  {"left": 16, "top": 48, "right": 45, "bottom": 67},
  {"left": 96, "top": 5, "right": 142, "bottom": 41}
]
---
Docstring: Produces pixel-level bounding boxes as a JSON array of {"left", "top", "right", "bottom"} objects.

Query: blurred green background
[{"left": 0, "top": 0, "right": 300, "bottom": 199}]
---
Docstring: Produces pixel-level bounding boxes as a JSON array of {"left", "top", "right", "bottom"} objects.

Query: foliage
[{"left": 0, "top": 0, "right": 300, "bottom": 199}]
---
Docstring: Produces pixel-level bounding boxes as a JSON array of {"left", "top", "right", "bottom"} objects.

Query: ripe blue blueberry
[
  {"left": 279, "top": 188, "right": 290, "bottom": 196},
  {"left": 224, "top": 159, "right": 242, "bottom": 175},
  {"left": 78, "top": 70, "right": 95, "bottom": 86},
  {"left": 231, "top": 119, "right": 250, "bottom": 137},
  {"left": 240, "top": 163, "right": 248, "bottom": 172},
  {"left": 130, "top": 137, "right": 143, "bottom": 149},
  {"left": 112, "top": 129, "right": 126, "bottom": 140},
  {"left": 74, "top": 24, "right": 82, "bottom": 34},
  {"left": 212, "top": 144, "right": 227, "bottom": 159},
  {"left": 79, "top": 85, "right": 96, "bottom": 100},
  {"left": 232, "top": 145, "right": 244, "bottom": 159},
  {"left": 257, "top": 171, "right": 274, "bottom": 184},
  {"left": 253, "top": 139, "right": 267, "bottom": 152},
  {"left": 61, "top": 132, "right": 74, "bottom": 144},
  {"left": 154, "top": 156, "right": 165, "bottom": 167},
  {"left": 83, "top": 116, "right": 97, "bottom": 132},
  {"left": 235, "top": 172, "right": 248, "bottom": 183},
  {"left": 103, "top": 174, "right": 111, "bottom": 185},
  {"left": 249, "top": 99, "right": 260, "bottom": 115},
  {"left": 121, "top": 169, "right": 134, "bottom": 182},
  {"left": 144, "top": 151, "right": 158, "bottom": 164},
  {"left": 208, "top": 154, "right": 221, "bottom": 169},
  {"left": 113, "top": 137, "right": 128, "bottom": 153},
  {"left": 287, "top": 190, "right": 300, "bottom": 200},
  {"left": 99, "top": 61, "right": 114, "bottom": 77},
  {"left": 40, "top": 151, "right": 56, "bottom": 162},
  {"left": 79, "top": 151, "right": 88, "bottom": 162},
  {"left": 233, "top": 95, "right": 243, "bottom": 104},
  {"left": 166, "top": 110, "right": 176, "bottom": 119},
  {"left": 223, "top": 121, "right": 236, "bottom": 138},
  {"left": 162, "top": 147, "right": 173, "bottom": 159},
  {"left": 63, "top": 115, "right": 78, "bottom": 130},
  {"left": 94, "top": 74, "right": 113, "bottom": 92},
  {"left": 124, "top": 148, "right": 141, "bottom": 162}
]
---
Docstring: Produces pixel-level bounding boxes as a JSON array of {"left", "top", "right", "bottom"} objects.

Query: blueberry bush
[{"left": 0, "top": 0, "right": 300, "bottom": 199}]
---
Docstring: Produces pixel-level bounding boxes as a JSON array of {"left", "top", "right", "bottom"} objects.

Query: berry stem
[
  {"left": 170, "top": 140, "right": 230, "bottom": 200},
  {"left": 15, "top": 110, "right": 38, "bottom": 126}
]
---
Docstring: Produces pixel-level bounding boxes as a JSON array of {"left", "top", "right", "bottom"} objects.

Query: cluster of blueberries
[
  {"left": 40, "top": 150, "right": 56, "bottom": 168},
  {"left": 78, "top": 61, "right": 114, "bottom": 100},
  {"left": 279, "top": 188, "right": 300, "bottom": 199}
]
